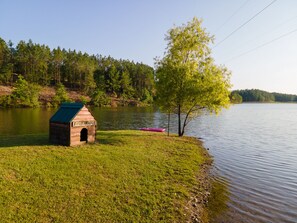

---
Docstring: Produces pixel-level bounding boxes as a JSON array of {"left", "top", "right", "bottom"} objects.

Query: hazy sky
[{"left": 1, "top": 0, "right": 297, "bottom": 94}]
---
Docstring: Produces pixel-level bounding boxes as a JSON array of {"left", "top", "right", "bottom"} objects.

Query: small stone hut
[{"left": 49, "top": 103, "right": 97, "bottom": 146}]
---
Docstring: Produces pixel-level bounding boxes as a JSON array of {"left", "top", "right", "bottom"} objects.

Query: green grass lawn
[{"left": 0, "top": 130, "right": 211, "bottom": 223}]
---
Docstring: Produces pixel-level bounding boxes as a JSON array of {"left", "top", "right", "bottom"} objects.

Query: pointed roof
[{"left": 50, "top": 103, "right": 84, "bottom": 123}]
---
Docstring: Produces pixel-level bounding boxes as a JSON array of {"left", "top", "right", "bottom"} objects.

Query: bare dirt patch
[{"left": 0, "top": 86, "right": 13, "bottom": 96}]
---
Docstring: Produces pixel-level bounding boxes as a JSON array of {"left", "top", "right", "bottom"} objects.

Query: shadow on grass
[
  {"left": 0, "top": 130, "right": 165, "bottom": 148},
  {"left": 0, "top": 134, "right": 50, "bottom": 147}
]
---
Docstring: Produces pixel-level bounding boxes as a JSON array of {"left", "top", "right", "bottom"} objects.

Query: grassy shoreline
[{"left": 0, "top": 130, "right": 212, "bottom": 222}]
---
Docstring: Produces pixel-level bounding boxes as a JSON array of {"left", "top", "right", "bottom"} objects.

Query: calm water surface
[
  {"left": 188, "top": 104, "right": 297, "bottom": 223},
  {"left": 0, "top": 104, "right": 296, "bottom": 223}
]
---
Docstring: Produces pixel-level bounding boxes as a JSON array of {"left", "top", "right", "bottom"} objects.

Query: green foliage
[
  {"left": 52, "top": 83, "right": 70, "bottom": 107},
  {"left": 0, "top": 95, "right": 12, "bottom": 107},
  {"left": 79, "top": 96, "right": 90, "bottom": 105},
  {"left": 273, "top": 92, "right": 297, "bottom": 102},
  {"left": 233, "top": 89, "right": 274, "bottom": 102},
  {"left": 14, "top": 39, "right": 51, "bottom": 85},
  {"left": 49, "top": 46, "right": 64, "bottom": 84},
  {"left": 0, "top": 38, "right": 13, "bottom": 84},
  {"left": 230, "top": 92, "right": 243, "bottom": 104},
  {"left": 0, "top": 37, "right": 156, "bottom": 105},
  {"left": 94, "top": 56, "right": 155, "bottom": 100},
  {"left": 0, "top": 130, "right": 211, "bottom": 222},
  {"left": 141, "top": 89, "right": 153, "bottom": 104},
  {"left": 120, "top": 69, "right": 134, "bottom": 97},
  {"left": 91, "top": 89, "right": 110, "bottom": 107},
  {"left": 232, "top": 89, "right": 297, "bottom": 102},
  {"left": 156, "top": 17, "right": 231, "bottom": 136},
  {"left": 27, "top": 84, "right": 40, "bottom": 107},
  {"left": 106, "top": 64, "right": 120, "bottom": 96},
  {"left": 7, "top": 76, "right": 40, "bottom": 107},
  {"left": 46, "top": 102, "right": 52, "bottom": 108}
]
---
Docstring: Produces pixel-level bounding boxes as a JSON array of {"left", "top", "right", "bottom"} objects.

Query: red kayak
[{"left": 140, "top": 128, "right": 166, "bottom": 132}]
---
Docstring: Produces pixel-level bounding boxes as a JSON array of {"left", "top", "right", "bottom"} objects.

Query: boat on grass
[{"left": 140, "top": 128, "right": 166, "bottom": 132}]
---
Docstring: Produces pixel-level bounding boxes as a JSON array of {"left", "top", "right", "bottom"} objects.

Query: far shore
[{"left": 0, "top": 85, "right": 150, "bottom": 108}]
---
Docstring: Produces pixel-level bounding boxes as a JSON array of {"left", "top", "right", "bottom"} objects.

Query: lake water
[
  {"left": 0, "top": 104, "right": 297, "bottom": 223},
  {"left": 188, "top": 104, "right": 297, "bottom": 223}
]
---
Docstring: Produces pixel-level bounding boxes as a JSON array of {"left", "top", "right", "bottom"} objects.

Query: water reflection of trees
[{"left": 207, "top": 177, "right": 230, "bottom": 223}]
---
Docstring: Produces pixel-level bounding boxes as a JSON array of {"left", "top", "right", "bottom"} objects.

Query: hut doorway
[{"left": 80, "top": 128, "right": 88, "bottom": 142}]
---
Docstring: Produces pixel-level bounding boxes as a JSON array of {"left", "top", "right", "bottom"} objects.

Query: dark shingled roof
[{"left": 50, "top": 103, "right": 84, "bottom": 123}]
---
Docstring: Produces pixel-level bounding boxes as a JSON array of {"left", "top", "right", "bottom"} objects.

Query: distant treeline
[
  {"left": 231, "top": 89, "right": 297, "bottom": 103},
  {"left": 0, "top": 37, "right": 155, "bottom": 106}
]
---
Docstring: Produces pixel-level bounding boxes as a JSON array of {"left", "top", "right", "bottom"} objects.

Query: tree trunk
[
  {"left": 167, "top": 112, "right": 170, "bottom": 136},
  {"left": 180, "top": 124, "right": 185, "bottom": 137},
  {"left": 181, "top": 116, "right": 188, "bottom": 137},
  {"left": 178, "top": 105, "right": 182, "bottom": 136},
  {"left": 181, "top": 108, "right": 191, "bottom": 137}
]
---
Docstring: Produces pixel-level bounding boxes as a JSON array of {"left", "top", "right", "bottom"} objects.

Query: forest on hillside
[
  {"left": 2, "top": 38, "right": 297, "bottom": 108},
  {"left": 0, "top": 37, "right": 155, "bottom": 107},
  {"left": 231, "top": 89, "right": 297, "bottom": 103}
]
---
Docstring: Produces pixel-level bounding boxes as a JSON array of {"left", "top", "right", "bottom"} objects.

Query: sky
[{"left": 1, "top": 0, "right": 297, "bottom": 94}]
